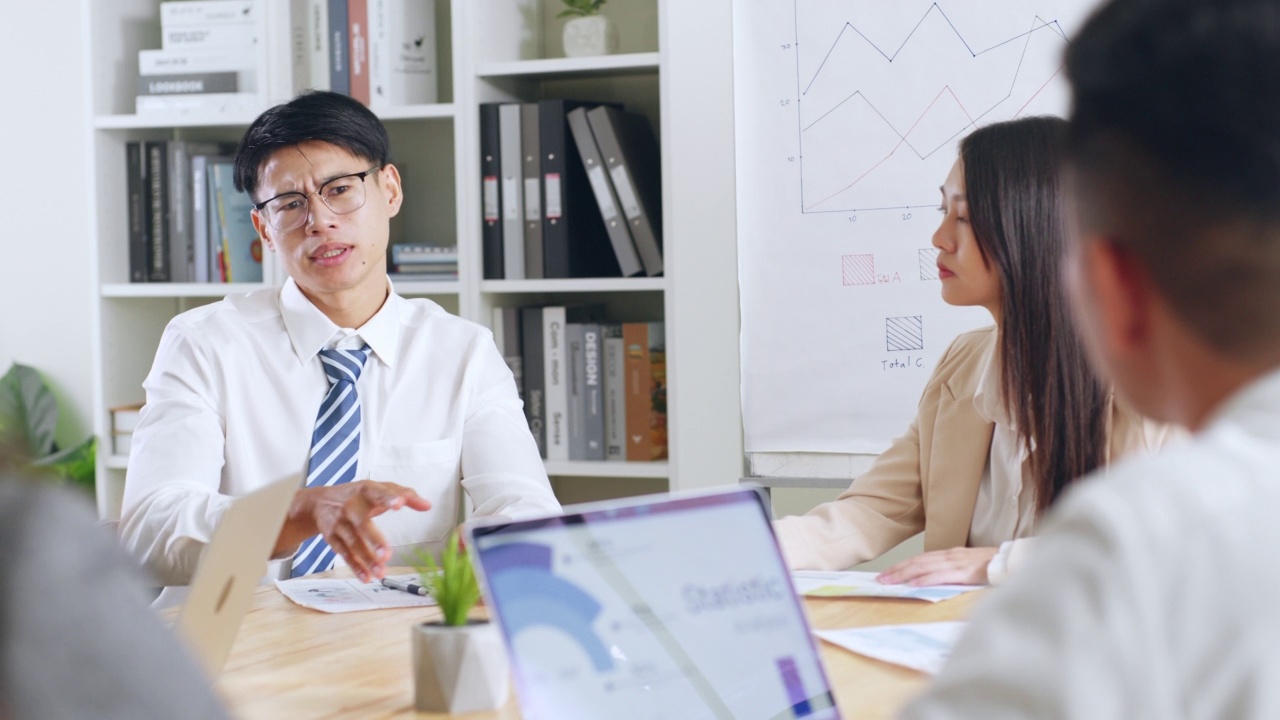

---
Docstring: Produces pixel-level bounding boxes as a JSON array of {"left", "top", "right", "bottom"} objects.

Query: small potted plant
[
  {"left": 409, "top": 530, "right": 510, "bottom": 713},
  {"left": 559, "top": 0, "right": 619, "bottom": 58}
]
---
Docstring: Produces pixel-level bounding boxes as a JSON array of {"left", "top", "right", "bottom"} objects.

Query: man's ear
[
  {"left": 378, "top": 163, "right": 404, "bottom": 218},
  {"left": 250, "top": 209, "right": 275, "bottom": 253},
  {"left": 1083, "top": 237, "right": 1154, "bottom": 359}
]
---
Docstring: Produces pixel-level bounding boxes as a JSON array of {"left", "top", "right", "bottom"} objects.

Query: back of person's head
[
  {"left": 233, "top": 90, "right": 392, "bottom": 199},
  {"left": 959, "top": 116, "right": 1108, "bottom": 514},
  {"left": 1067, "top": 0, "right": 1280, "bottom": 361}
]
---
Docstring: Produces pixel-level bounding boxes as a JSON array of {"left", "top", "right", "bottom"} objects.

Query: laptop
[
  {"left": 174, "top": 473, "right": 299, "bottom": 674},
  {"left": 467, "top": 486, "right": 841, "bottom": 720}
]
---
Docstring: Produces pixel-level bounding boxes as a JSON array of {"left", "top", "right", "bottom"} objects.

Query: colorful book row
[{"left": 493, "top": 306, "right": 667, "bottom": 463}]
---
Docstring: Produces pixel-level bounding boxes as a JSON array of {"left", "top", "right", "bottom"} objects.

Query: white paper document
[
  {"left": 816, "top": 622, "right": 966, "bottom": 675},
  {"left": 274, "top": 573, "right": 438, "bottom": 613},
  {"left": 792, "top": 570, "right": 982, "bottom": 603}
]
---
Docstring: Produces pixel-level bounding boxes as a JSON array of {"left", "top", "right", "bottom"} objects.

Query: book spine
[
  {"left": 135, "top": 92, "right": 260, "bottom": 115},
  {"left": 207, "top": 161, "right": 226, "bottom": 281},
  {"left": 520, "top": 307, "right": 546, "bottom": 457},
  {"left": 191, "top": 155, "right": 210, "bottom": 282},
  {"left": 498, "top": 103, "right": 525, "bottom": 279},
  {"left": 309, "top": 0, "right": 330, "bottom": 91},
  {"left": 520, "top": 103, "right": 543, "bottom": 279},
  {"left": 491, "top": 306, "right": 523, "bottom": 398},
  {"left": 138, "top": 72, "right": 241, "bottom": 96},
  {"left": 623, "top": 322, "right": 650, "bottom": 461},
  {"left": 348, "top": 0, "right": 370, "bottom": 104},
  {"left": 543, "top": 306, "right": 569, "bottom": 461},
  {"left": 368, "top": 0, "right": 388, "bottom": 105},
  {"left": 602, "top": 325, "right": 626, "bottom": 460},
  {"left": 145, "top": 140, "right": 169, "bottom": 282},
  {"left": 160, "top": 1, "right": 257, "bottom": 26},
  {"left": 566, "top": 324, "right": 586, "bottom": 460},
  {"left": 290, "top": 0, "right": 311, "bottom": 93},
  {"left": 479, "top": 103, "right": 503, "bottom": 279},
  {"left": 582, "top": 323, "right": 605, "bottom": 461},
  {"left": 647, "top": 322, "right": 668, "bottom": 460},
  {"left": 167, "top": 140, "right": 193, "bottom": 283},
  {"left": 328, "top": 0, "right": 350, "bottom": 96},
  {"left": 138, "top": 49, "right": 256, "bottom": 74},
  {"left": 387, "top": 0, "right": 437, "bottom": 104},
  {"left": 162, "top": 24, "right": 257, "bottom": 50},
  {"left": 125, "top": 141, "right": 148, "bottom": 283}
]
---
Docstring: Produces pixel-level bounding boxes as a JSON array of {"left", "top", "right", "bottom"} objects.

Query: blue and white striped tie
[{"left": 291, "top": 344, "right": 372, "bottom": 578}]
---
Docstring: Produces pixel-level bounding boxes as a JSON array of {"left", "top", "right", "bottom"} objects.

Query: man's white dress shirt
[
  {"left": 902, "top": 366, "right": 1280, "bottom": 719},
  {"left": 120, "top": 279, "right": 560, "bottom": 585}
]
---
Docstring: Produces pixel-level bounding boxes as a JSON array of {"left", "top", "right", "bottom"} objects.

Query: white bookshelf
[{"left": 83, "top": 0, "right": 743, "bottom": 519}]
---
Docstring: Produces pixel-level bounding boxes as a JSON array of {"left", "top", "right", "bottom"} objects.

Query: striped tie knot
[{"left": 319, "top": 345, "right": 371, "bottom": 386}]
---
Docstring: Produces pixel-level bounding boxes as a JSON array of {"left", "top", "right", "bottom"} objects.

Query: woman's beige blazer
[{"left": 774, "top": 325, "right": 1168, "bottom": 570}]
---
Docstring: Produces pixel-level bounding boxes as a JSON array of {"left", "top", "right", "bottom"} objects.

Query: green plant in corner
[
  {"left": 414, "top": 530, "right": 480, "bottom": 626},
  {"left": 557, "top": 0, "right": 606, "bottom": 19},
  {"left": 0, "top": 363, "right": 96, "bottom": 494}
]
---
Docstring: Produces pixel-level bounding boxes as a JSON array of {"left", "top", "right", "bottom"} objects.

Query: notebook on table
[{"left": 468, "top": 486, "right": 841, "bottom": 720}]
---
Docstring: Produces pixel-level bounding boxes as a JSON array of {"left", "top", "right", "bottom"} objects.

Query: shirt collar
[
  {"left": 278, "top": 277, "right": 401, "bottom": 368},
  {"left": 1202, "top": 364, "right": 1280, "bottom": 438}
]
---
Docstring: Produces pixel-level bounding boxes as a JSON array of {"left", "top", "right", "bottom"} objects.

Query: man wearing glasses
[{"left": 120, "top": 91, "right": 560, "bottom": 589}]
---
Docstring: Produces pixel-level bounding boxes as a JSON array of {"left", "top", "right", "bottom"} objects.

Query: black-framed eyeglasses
[{"left": 253, "top": 166, "right": 381, "bottom": 232}]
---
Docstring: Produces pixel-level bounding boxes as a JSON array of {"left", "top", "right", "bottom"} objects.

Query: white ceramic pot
[
  {"left": 411, "top": 620, "right": 511, "bottom": 714},
  {"left": 563, "top": 15, "right": 620, "bottom": 57}
]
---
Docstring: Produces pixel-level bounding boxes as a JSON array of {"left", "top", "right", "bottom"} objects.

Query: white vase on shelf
[{"left": 562, "top": 15, "right": 619, "bottom": 57}]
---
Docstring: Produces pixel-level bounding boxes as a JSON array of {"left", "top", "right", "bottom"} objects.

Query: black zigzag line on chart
[{"left": 795, "top": 3, "right": 1069, "bottom": 213}]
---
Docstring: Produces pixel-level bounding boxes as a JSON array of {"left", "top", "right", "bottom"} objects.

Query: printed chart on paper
[{"left": 734, "top": 1, "right": 1097, "bottom": 453}]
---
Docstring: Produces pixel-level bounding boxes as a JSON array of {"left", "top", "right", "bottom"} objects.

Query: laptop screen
[{"left": 469, "top": 488, "right": 840, "bottom": 720}]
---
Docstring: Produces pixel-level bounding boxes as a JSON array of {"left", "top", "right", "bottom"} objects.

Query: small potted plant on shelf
[
  {"left": 410, "top": 530, "right": 510, "bottom": 713},
  {"left": 559, "top": 0, "right": 619, "bottom": 58}
]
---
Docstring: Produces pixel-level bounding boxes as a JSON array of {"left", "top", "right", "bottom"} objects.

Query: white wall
[{"left": 0, "top": 0, "right": 95, "bottom": 448}]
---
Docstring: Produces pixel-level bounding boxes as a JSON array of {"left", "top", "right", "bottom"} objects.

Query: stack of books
[
  {"left": 124, "top": 140, "right": 261, "bottom": 284},
  {"left": 290, "top": 0, "right": 439, "bottom": 107},
  {"left": 389, "top": 243, "right": 457, "bottom": 279},
  {"left": 480, "top": 101, "right": 663, "bottom": 280},
  {"left": 136, "top": 0, "right": 262, "bottom": 116},
  {"left": 493, "top": 306, "right": 667, "bottom": 463}
]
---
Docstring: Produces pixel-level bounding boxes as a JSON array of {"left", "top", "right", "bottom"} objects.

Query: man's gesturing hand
[{"left": 277, "top": 481, "right": 432, "bottom": 582}]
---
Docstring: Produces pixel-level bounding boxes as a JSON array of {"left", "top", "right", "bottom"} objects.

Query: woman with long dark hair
[{"left": 774, "top": 116, "right": 1174, "bottom": 586}]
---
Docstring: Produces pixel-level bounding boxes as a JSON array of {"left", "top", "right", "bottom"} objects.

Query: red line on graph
[
  {"left": 942, "top": 86, "right": 976, "bottom": 128},
  {"left": 1014, "top": 63, "right": 1063, "bottom": 116},
  {"left": 806, "top": 85, "right": 959, "bottom": 210}
]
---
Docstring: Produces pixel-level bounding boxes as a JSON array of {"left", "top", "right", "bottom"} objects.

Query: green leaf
[
  {"left": 0, "top": 364, "right": 59, "bottom": 460},
  {"left": 557, "top": 0, "right": 605, "bottom": 17},
  {"left": 413, "top": 530, "right": 480, "bottom": 626},
  {"left": 31, "top": 436, "right": 96, "bottom": 495}
]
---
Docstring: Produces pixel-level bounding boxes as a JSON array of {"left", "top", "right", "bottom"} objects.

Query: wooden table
[{"left": 216, "top": 579, "right": 981, "bottom": 719}]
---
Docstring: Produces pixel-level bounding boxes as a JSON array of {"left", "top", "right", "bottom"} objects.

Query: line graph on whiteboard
[
  {"left": 795, "top": 2, "right": 1080, "bottom": 214},
  {"left": 733, "top": 0, "right": 1097, "bottom": 453}
]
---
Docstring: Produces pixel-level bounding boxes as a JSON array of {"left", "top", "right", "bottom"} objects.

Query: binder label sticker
[
  {"left": 483, "top": 176, "right": 499, "bottom": 223},
  {"left": 502, "top": 176, "right": 520, "bottom": 221},
  {"left": 587, "top": 165, "right": 619, "bottom": 221},
  {"left": 524, "top": 178, "right": 542, "bottom": 221},
  {"left": 544, "top": 173, "right": 563, "bottom": 220},
  {"left": 608, "top": 166, "right": 642, "bottom": 220}
]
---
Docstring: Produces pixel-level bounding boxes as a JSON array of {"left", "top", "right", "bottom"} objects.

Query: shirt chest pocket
[
  {"left": 375, "top": 439, "right": 459, "bottom": 467},
  {"left": 371, "top": 438, "right": 461, "bottom": 547}
]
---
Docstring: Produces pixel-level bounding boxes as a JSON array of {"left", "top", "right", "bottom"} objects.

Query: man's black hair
[
  {"left": 233, "top": 91, "right": 392, "bottom": 198},
  {"left": 1066, "top": 0, "right": 1280, "bottom": 358}
]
